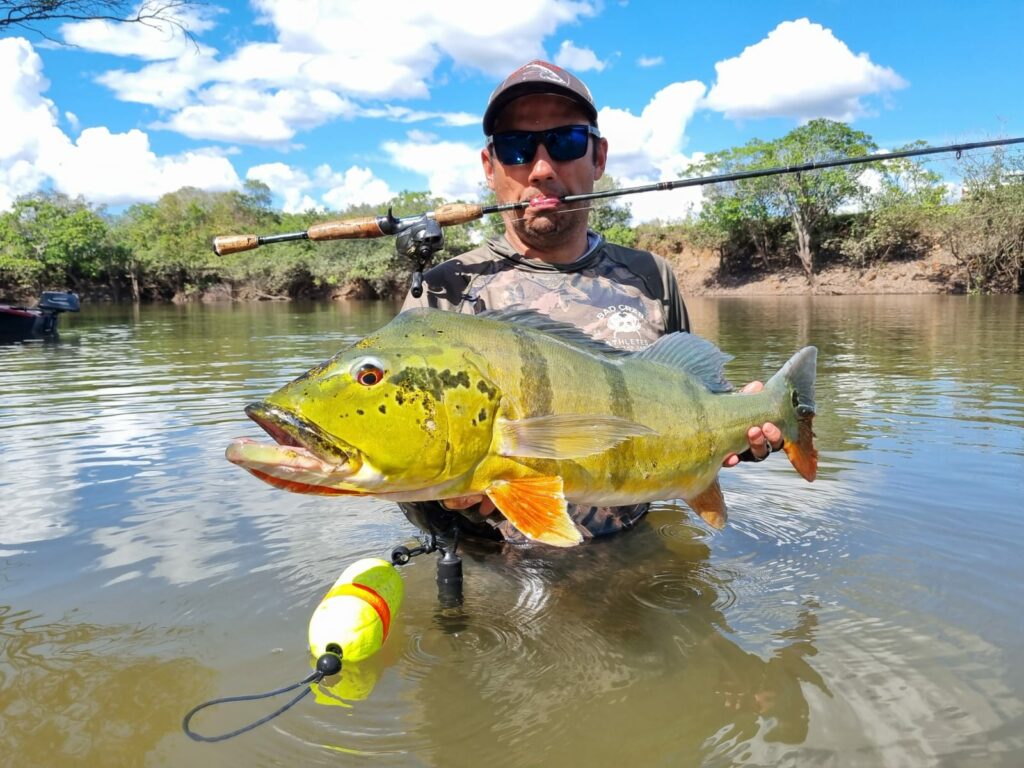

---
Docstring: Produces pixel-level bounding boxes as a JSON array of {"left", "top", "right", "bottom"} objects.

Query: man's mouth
[{"left": 527, "top": 194, "right": 561, "bottom": 211}]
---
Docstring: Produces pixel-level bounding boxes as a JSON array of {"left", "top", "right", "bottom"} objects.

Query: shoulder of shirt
[
  {"left": 596, "top": 240, "right": 674, "bottom": 271},
  {"left": 422, "top": 239, "right": 509, "bottom": 278}
]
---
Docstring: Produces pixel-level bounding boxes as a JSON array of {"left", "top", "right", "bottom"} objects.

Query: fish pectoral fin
[
  {"left": 497, "top": 415, "right": 655, "bottom": 459},
  {"left": 485, "top": 476, "right": 583, "bottom": 547},
  {"left": 685, "top": 479, "right": 728, "bottom": 529}
]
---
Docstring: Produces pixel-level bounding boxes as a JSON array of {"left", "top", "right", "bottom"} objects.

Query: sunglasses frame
[{"left": 489, "top": 124, "right": 602, "bottom": 166}]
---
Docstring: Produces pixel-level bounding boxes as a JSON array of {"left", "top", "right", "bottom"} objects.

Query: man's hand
[
  {"left": 441, "top": 495, "right": 497, "bottom": 516},
  {"left": 722, "top": 381, "right": 785, "bottom": 468}
]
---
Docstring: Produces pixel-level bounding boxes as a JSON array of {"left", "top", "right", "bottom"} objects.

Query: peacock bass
[{"left": 226, "top": 307, "right": 818, "bottom": 547}]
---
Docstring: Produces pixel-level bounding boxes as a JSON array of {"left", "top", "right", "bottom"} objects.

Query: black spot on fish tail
[
  {"left": 514, "top": 328, "right": 552, "bottom": 414},
  {"left": 476, "top": 379, "right": 498, "bottom": 400},
  {"left": 477, "top": 408, "right": 487, "bottom": 423},
  {"left": 603, "top": 364, "right": 635, "bottom": 491}
]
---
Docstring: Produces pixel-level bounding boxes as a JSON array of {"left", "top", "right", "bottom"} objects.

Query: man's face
[{"left": 482, "top": 94, "right": 608, "bottom": 254}]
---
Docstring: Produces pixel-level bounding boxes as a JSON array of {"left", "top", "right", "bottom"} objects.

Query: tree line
[{"left": 2, "top": 119, "right": 1022, "bottom": 302}]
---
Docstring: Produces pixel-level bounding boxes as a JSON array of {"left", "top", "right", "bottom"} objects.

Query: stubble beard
[{"left": 510, "top": 204, "right": 591, "bottom": 251}]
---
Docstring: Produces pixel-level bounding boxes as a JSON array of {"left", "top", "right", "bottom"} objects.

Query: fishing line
[{"left": 506, "top": 203, "right": 600, "bottom": 223}]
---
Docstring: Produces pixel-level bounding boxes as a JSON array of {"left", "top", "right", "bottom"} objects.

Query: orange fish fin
[
  {"left": 685, "top": 478, "right": 728, "bottom": 529},
  {"left": 485, "top": 476, "right": 583, "bottom": 548},
  {"left": 783, "top": 410, "right": 818, "bottom": 482}
]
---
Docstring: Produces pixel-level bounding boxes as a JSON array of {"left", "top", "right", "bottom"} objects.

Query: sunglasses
[{"left": 489, "top": 124, "right": 601, "bottom": 165}]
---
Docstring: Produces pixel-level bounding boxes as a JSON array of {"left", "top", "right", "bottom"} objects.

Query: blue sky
[{"left": 3, "top": 0, "right": 1022, "bottom": 222}]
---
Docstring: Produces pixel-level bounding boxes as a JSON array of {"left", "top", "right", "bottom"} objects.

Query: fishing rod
[{"left": 212, "top": 135, "right": 1024, "bottom": 258}]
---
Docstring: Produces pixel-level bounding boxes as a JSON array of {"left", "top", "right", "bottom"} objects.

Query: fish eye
[{"left": 352, "top": 358, "right": 386, "bottom": 386}]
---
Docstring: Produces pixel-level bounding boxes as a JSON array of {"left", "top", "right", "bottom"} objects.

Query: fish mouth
[{"left": 225, "top": 402, "right": 363, "bottom": 495}]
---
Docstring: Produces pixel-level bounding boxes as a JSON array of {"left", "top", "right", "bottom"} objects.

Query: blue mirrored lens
[{"left": 492, "top": 126, "right": 592, "bottom": 165}]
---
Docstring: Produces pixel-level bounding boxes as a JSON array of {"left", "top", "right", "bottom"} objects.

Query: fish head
[{"left": 227, "top": 316, "right": 501, "bottom": 496}]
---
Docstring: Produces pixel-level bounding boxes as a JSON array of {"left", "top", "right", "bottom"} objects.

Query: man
[{"left": 399, "top": 60, "right": 782, "bottom": 544}]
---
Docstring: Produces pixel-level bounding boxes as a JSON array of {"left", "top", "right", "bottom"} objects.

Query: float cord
[{"left": 182, "top": 652, "right": 342, "bottom": 742}]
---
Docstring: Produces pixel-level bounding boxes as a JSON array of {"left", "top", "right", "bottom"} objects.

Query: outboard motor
[
  {"left": 34, "top": 291, "right": 80, "bottom": 336},
  {"left": 38, "top": 291, "right": 81, "bottom": 314},
  {"left": 0, "top": 291, "right": 80, "bottom": 340}
]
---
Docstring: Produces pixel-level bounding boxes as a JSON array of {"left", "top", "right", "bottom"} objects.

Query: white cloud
[
  {"left": 60, "top": 5, "right": 219, "bottom": 61},
  {"left": 97, "top": 51, "right": 217, "bottom": 109},
  {"left": 247, "top": 161, "right": 394, "bottom": 212},
  {"left": 154, "top": 85, "right": 357, "bottom": 144},
  {"left": 0, "top": 37, "right": 63, "bottom": 208},
  {"left": 40, "top": 127, "right": 240, "bottom": 205},
  {"left": 358, "top": 105, "right": 479, "bottom": 127},
  {"left": 704, "top": 18, "right": 907, "bottom": 122},
  {"left": 81, "top": 0, "right": 598, "bottom": 146},
  {"left": 319, "top": 165, "right": 394, "bottom": 210},
  {"left": 247, "top": 162, "right": 316, "bottom": 213},
  {"left": 637, "top": 55, "right": 663, "bottom": 68},
  {"left": 600, "top": 80, "right": 706, "bottom": 179},
  {"left": 0, "top": 37, "right": 240, "bottom": 210},
  {"left": 383, "top": 134, "right": 483, "bottom": 202},
  {"left": 554, "top": 40, "right": 606, "bottom": 72},
  {"left": 592, "top": 81, "right": 709, "bottom": 224}
]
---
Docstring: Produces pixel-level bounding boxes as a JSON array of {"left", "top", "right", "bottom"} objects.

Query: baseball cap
[{"left": 482, "top": 60, "right": 598, "bottom": 136}]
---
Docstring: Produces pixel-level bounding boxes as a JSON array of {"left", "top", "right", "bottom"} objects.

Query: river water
[{"left": 1, "top": 295, "right": 1022, "bottom": 767}]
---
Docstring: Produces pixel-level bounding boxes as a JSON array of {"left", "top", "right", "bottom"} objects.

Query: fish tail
[{"left": 766, "top": 347, "right": 818, "bottom": 481}]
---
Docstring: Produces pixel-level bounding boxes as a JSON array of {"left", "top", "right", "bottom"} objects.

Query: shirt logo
[{"left": 596, "top": 304, "right": 646, "bottom": 348}]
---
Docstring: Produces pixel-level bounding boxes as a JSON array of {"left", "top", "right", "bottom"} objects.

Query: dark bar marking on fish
[
  {"left": 602, "top": 364, "right": 636, "bottom": 491},
  {"left": 514, "top": 328, "right": 553, "bottom": 415}
]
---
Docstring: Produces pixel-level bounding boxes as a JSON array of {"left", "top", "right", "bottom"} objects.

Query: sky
[{"left": 2, "top": 0, "right": 1023, "bottom": 223}]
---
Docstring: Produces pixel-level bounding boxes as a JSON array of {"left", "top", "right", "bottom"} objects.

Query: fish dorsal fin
[
  {"left": 634, "top": 333, "right": 734, "bottom": 393},
  {"left": 476, "top": 307, "right": 629, "bottom": 357}
]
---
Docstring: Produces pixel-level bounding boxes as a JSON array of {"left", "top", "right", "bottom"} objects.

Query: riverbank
[{"left": 667, "top": 245, "right": 961, "bottom": 297}]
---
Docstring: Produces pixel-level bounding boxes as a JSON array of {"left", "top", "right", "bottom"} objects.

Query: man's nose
[{"left": 527, "top": 144, "right": 557, "bottom": 183}]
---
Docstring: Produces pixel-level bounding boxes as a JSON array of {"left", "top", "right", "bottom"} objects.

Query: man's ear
[
  {"left": 593, "top": 137, "right": 608, "bottom": 181},
  {"left": 481, "top": 147, "right": 496, "bottom": 190}
]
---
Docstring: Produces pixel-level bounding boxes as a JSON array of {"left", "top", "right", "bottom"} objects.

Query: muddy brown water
[{"left": 1, "top": 295, "right": 1022, "bottom": 767}]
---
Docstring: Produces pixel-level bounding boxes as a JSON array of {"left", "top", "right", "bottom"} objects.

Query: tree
[
  {"left": 694, "top": 140, "right": 781, "bottom": 271},
  {"left": 0, "top": 1, "right": 198, "bottom": 40},
  {"left": 770, "top": 120, "right": 877, "bottom": 284},
  {"left": 838, "top": 142, "right": 947, "bottom": 267},
  {"left": 0, "top": 193, "right": 115, "bottom": 293},
  {"left": 589, "top": 175, "right": 635, "bottom": 247},
  {"left": 941, "top": 147, "right": 1024, "bottom": 293}
]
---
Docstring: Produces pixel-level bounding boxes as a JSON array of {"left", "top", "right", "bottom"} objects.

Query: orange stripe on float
[{"left": 332, "top": 582, "right": 392, "bottom": 642}]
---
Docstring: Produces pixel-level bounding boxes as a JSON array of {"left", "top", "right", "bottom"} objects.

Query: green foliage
[
  {"left": 940, "top": 148, "right": 1024, "bottom": 293},
  {"left": 0, "top": 193, "right": 117, "bottom": 293},
  {"left": 3, "top": 131, "right": 1020, "bottom": 300}
]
